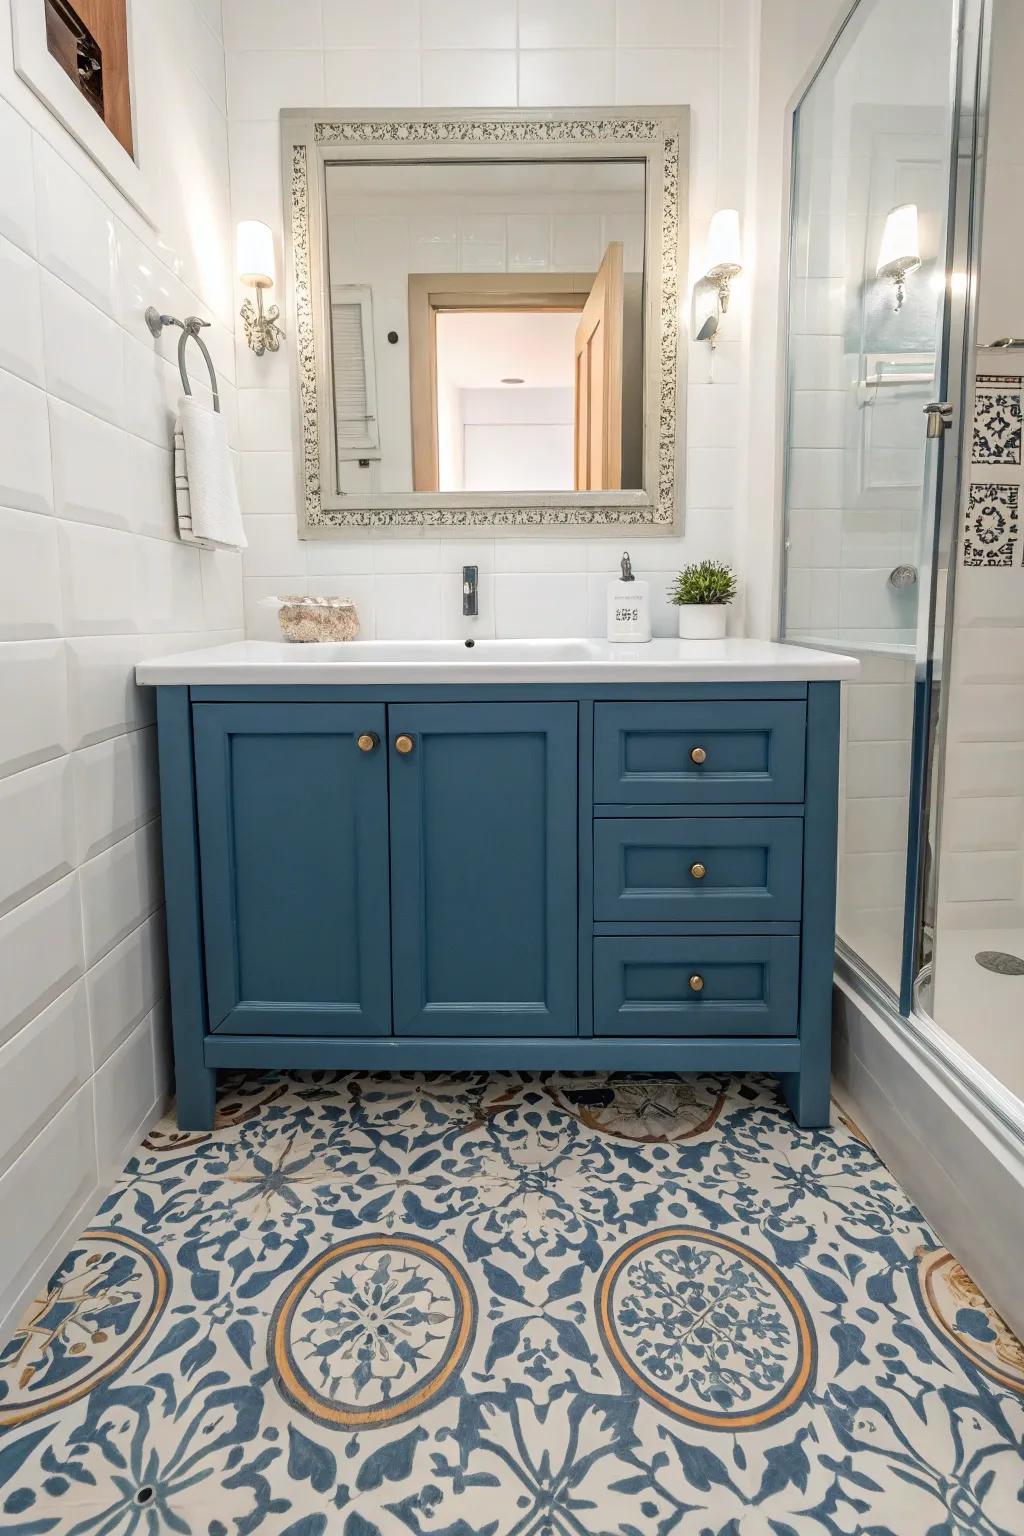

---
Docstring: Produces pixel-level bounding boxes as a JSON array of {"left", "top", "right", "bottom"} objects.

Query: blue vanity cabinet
[
  {"left": 154, "top": 678, "right": 841, "bottom": 1135},
  {"left": 388, "top": 702, "right": 578, "bottom": 1036},
  {"left": 192, "top": 702, "right": 393, "bottom": 1037}
]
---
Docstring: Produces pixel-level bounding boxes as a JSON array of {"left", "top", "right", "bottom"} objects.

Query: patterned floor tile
[{"left": 1, "top": 1071, "right": 1022, "bottom": 1535}]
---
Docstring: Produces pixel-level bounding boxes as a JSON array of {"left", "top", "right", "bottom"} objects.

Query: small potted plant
[{"left": 668, "top": 560, "right": 737, "bottom": 640}]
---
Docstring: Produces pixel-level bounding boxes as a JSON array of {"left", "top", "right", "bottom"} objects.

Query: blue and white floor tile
[{"left": 1, "top": 1072, "right": 1022, "bottom": 1534}]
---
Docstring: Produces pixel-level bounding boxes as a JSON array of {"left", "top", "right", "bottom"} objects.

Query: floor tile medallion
[
  {"left": 270, "top": 1234, "right": 476, "bottom": 1429},
  {"left": 915, "top": 1247, "right": 1024, "bottom": 1395},
  {"left": 0, "top": 1232, "right": 169, "bottom": 1431},
  {"left": 0, "top": 1071, "right": 1022, "bottom": 1535}
]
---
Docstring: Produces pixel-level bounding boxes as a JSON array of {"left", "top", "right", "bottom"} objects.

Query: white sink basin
[{"left": 309, "top": 638, "right": 602, "bottom": 663}]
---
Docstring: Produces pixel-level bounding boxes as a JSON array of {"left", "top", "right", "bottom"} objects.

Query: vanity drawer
[
  {"left": 594, "top": 817, "right": 804, "bottom": 922},
  {"left": 594, "top": 700, "right": 806, "bottom": 804},
  {"left": 594, "top": 935, "right": 800, "bottom": 1036}
]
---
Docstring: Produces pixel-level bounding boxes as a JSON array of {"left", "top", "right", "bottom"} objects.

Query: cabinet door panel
[
  {"left": 193, "top": 703, "right": 391, "bottom": 1035},
  {"left": 389, "top": 703, "right": 578, "bottom": 1036}
]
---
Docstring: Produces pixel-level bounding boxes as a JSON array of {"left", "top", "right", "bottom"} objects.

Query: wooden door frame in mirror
[
  {"left": 282, "top": 107, "right": 689, "bottom": 536},
  {"left": 408, "top": 271, "right": 594, "bottom": 494}
]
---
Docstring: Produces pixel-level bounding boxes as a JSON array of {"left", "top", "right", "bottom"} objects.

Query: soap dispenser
[{"left": 606, "top": 551, "right": 651, "bottom": 642}]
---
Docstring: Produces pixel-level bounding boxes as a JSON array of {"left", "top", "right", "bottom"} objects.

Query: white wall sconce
[
  {"left": 696, "top": 209, "right": 743, "bottom": 351},
  {"left": 876, "top": 202, "right": 921, "bottom": 313},
  {"left": 237, "top": 220, "right": 284, "bottom": 355},
  {"left": 704, "top": 208, "right": 743, "bottom": 310}
]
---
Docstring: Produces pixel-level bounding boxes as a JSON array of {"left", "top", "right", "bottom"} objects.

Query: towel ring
[{"left": 144, "top": 306, "right": 221, "bottom": 413}]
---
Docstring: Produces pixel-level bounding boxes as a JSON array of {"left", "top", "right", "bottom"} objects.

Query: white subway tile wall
[
  {"left": 225, "top": 0, "right": 750, "bottom": 638},
  {"left": 0, "top": 2, "right": 242, "bottom": 1337},
  {"left": 937, "top": 477, "right": 1024, "bottom": 923},
  {"left": 934, "top": 0, "right": 1024, "bottom": 929}
]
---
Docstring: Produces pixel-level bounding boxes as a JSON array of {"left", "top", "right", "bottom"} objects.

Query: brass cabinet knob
[
  {"left": 357, "top": 732, "right": 379, "bottom": 753},
  {"left": 395, "top": 734, "right": 415, "bottom": 755},
  {"left": 689, "top": 974, "right": 704, "bottom": 993},
  {"left": 690, "top": 746, "right": 707, "bottom": 765},
  {"left": 690, "top": 862, "right": 707, "bottom": 880}
]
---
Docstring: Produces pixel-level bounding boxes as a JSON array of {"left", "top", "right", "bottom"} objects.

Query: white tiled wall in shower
[
  {"left": 938, "top": 442, "right": 1024, "bottom": 926},
  {"left": 0, "top": 2, "right": 241, "bottom": 1339},
  {"left": 783, "top": 0, "right": 953, "bottom": 652},
  {"left": 936, "top": 0, "right": 1024, "bottom": 928},
  {"left": 223, "top": 0, "right": 755, "bottom": 638}
]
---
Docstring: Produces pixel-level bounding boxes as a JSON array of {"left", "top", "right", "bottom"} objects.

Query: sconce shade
[
  {"left": 705, "top": 208, "right": 742, "bottom": 275},
  {"left": 237, "top": 220, "right": 275, "bottom": 289},
  {"left": 877, "top": 203, "right": 920, "bottom": 275}
]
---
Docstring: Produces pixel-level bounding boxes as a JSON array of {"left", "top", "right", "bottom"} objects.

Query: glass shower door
[{"left": 780, "top": 0, "right": 981, "bottom": 1004}]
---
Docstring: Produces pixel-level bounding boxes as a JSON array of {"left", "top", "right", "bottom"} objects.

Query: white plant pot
[{"left": 677, "top": 604, "right": 728, "bottom": 640}]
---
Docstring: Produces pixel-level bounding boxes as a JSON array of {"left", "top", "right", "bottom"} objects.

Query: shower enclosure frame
[
  {"left": 778, "top": 0, "right": 1019, "bottom": 1130},
  {"left": 900, "top": 0, "right": 990, "bottom": 1019}
]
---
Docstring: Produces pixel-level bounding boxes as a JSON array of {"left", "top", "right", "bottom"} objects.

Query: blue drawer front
[
  {"left": 594, "top": 700, "right": 806, "bottom": 804},
  {"left": 594, "top": 816, "right": 804, "bottom": 922},
  {"left": 594, "top": 935, "right": 800, "bottom": 1036}
]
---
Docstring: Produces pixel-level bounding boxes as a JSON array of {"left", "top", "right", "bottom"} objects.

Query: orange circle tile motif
[
  {"left": 270, "top": 1234, "right": 476, "bottom": 1428},
  {"left": 915, "top": 1248, "right": 1024, "bottom": 1394},
  {"left": 548, "top": 1077, "right": 726, "bottom": 1142},
  {"left": 0, "top": 1230, "right": 170, "bottom": 1429},
  {"left": 597, "top": 1226, "right": 815, "bottom": 1430}
]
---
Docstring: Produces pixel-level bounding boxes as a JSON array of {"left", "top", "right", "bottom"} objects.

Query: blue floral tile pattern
[
  {"left": 271, "top": 1235, "right": 476, "bottom": 1428},
  {"left": 0, "top": 1232, "right": 169, "bottom": 1431},
  {"left": 915, "top": 1247, "right": 1024, "bottom": 1395},
  {"left": 0, "top": 1070, "right": 1022, "bottom": 1535},
  {"left": 597, "top": 1226, "right": 815, "bottom": 1429}
]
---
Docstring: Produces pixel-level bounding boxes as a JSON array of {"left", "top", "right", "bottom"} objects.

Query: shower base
[{"left": 931, "top": 928, "right": 1024, "bottom": 1102}]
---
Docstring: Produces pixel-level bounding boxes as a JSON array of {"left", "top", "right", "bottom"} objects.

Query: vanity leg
[
  {"left": 785, "top": 681, "right": 842, "bottom": 1131},
  {"left": 156, "top": 687, "right": 217, "bottom": 1133},
  {"left": 176, "top": 1065, "right": 217, "bottom": 1132},
  {"left": 780, "top": 1065, "right": 830, "bottom": 1129}
]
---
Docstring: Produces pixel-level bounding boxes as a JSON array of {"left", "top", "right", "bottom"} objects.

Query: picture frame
[{"left": 10, "top": 0, "right": 152, "bottom": 221}]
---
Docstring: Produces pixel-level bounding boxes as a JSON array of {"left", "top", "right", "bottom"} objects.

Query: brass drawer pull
[
  {"left": 357, "top": 732, "right": 379, "bottom": 753},
  {"left": 690, "top": 746, "right": 707, "bottom": 765},
  {"left": 689, "top": 974, "right": 704, "bottom": 993},
  {"left": 395, "top": 734, "right": 415, "bottom": 755},
  {"left": 690, "top": 862, "right": 707, "bottom": 880}
]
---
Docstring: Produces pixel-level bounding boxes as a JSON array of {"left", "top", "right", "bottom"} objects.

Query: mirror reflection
[{"left": 324, "top": 159, "right": 646, "bottom": 497}]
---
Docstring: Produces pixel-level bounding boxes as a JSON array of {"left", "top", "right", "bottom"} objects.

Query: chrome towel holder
[{"left": 145, "top": 306, "right": 221, "bottom": 413}]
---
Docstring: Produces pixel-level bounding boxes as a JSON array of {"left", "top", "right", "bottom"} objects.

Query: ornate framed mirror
[{"left": 282, "top": 108, "right": 689, "bottom": 536}]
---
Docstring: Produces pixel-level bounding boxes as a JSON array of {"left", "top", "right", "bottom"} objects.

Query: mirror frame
[{"left": 282, "top": 107, "right": 689, "bottom": 536}]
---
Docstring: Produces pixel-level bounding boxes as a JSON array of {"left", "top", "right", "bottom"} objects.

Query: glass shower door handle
[{"left": 923, "top": 401, "right": 954, "bottom": 438}]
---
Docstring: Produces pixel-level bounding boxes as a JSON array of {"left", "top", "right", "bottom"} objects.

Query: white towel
[{"left": 174, "top": 396, "right": 247, "bottom": 550}]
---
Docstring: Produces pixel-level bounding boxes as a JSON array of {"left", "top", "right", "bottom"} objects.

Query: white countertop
[{"left": 136, "top": 637, "right": 859, "bottom": 686}]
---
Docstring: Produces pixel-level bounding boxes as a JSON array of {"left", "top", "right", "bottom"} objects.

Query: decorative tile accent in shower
[
  {"left": 1, "top": 1070, "right": 1022, "bottom": 1532},
  {"left": 973, "top": 374, "right": 1023, "bottom": 465},
  {"left": 963, "top": 481, "right": 1019, "bottom": 566}
]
